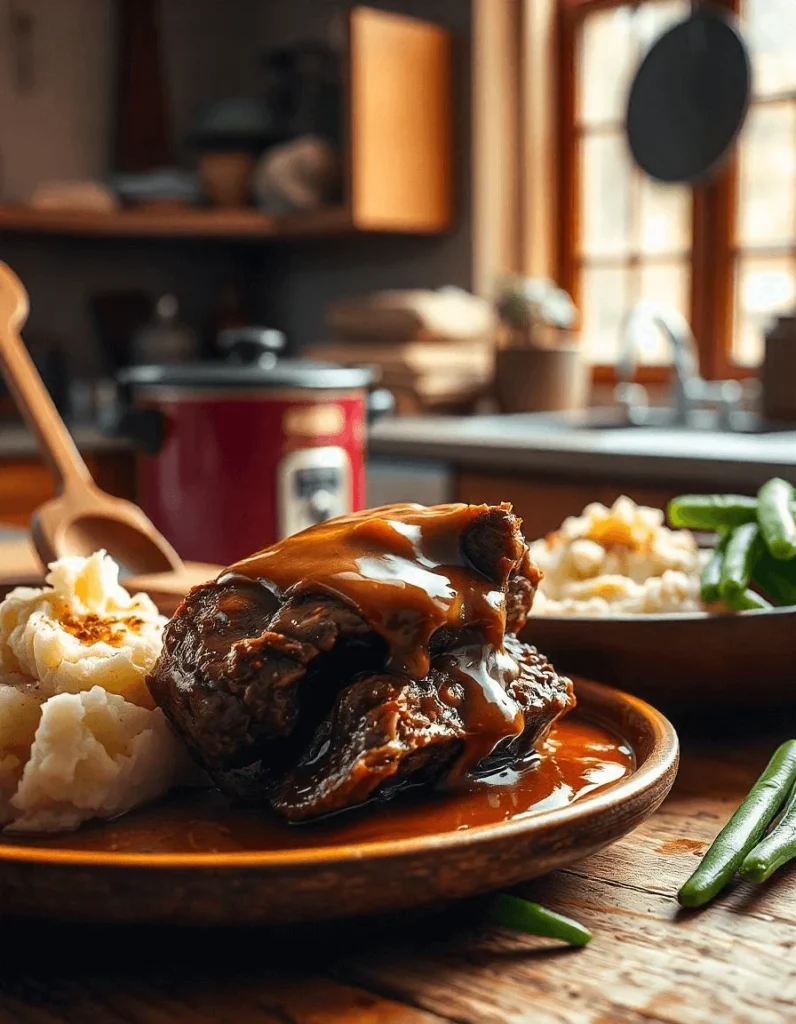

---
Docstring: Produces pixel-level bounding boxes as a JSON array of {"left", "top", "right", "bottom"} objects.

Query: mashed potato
[
  {"left": 530, "top": 496, "right": 703, "bottom": 616},
  {"left": 0, "top": 552, "right": 194, "bottom": 832}
]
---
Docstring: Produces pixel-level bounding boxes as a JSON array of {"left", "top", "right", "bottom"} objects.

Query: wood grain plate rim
[{"left": 0, "top": 678, "right": 679, "bottom": 871}]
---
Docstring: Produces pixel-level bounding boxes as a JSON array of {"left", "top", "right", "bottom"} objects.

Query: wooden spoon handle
[{"left": 0, "top": 263, "right": 93, "bottom": 491}]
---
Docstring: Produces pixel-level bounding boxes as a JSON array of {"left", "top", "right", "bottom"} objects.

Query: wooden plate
[
  {"left": 525, "top": 606, "right": 796, "bottom": 716},
  {"left": 0, "top": 679, "right": 677, "bottom": 926}
]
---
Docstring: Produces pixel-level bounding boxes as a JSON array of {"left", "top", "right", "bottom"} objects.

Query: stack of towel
[{"left": 307, "top": 288, "right": 496, "bottom": 415}]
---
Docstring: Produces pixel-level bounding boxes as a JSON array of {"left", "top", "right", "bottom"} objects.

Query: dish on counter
[
  {"left": 0, "top": 677, "right": 677, "bottom": 925},
  {"left": 525, "top": 602, "right": 796, "bottom": 715},
  {"left": 1, "top": 502, "right": 589, "bottom": 832},
  {"left": 522, "top": 485, "right": 796, "bottom": 713},
  {"left": 0, "top": 501, "right": 678, "bottom": 923}
]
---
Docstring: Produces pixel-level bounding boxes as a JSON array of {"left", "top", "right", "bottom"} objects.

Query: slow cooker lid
[{"left": 117, "top": 360, "right": 373, "bottom": 390}]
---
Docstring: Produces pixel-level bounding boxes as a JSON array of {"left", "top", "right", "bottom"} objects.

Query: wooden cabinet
[{"left": 348, "top": 7, "right": 453, "bottom": 233}]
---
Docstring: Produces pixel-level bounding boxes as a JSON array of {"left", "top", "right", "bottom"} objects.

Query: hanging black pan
[{"left": 626, "top": 3, "right": 751, "bottom": 183}]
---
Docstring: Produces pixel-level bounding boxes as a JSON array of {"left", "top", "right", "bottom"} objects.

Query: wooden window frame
[
  {"left": 473, "top": 0, "right": 767, "bottom": 383},
  {"left": 557, "top": 0, "right": 755, "bottom": 383}
]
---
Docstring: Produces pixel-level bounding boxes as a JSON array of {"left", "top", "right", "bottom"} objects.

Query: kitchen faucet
[{"left": 616, "top": 302, "right": 744, "bottom": 427}]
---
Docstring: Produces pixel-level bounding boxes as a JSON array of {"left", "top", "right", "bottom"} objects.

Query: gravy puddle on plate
[{"left": 5, "top": 714, "right": 632, "bottom": 855}]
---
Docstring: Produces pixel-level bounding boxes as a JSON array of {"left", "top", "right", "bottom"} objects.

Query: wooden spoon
[{"left": 0, "top": 262, "right": 218, "bottom": 602}]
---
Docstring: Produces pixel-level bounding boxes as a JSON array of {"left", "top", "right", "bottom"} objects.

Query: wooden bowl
[
  {"left": 525, "top": 606, "right": 796, "bottom": 717},
  {"left": 0, "top": 679, "right": 677, "bottom": 926}
]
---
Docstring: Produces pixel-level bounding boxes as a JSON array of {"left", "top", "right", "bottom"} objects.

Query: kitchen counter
[
  {"left": 0, "top": 423, "right": 130, "bottom": 459},
  {"left": 370, "top": 413, "right": 796, "bottom": 489}
]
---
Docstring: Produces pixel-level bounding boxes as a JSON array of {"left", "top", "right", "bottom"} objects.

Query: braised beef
[{"left": 147, "top": 503, "right": 574, "bottom": 821}]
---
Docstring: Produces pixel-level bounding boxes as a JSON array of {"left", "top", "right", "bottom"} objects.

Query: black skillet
[{"left": 626, "top": 3, "right": 751, "bottom": 183}]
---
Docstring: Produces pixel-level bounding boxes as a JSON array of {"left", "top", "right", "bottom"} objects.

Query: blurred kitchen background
[{"left": 0, "top": 0, "right": 795, "bottom": 568}]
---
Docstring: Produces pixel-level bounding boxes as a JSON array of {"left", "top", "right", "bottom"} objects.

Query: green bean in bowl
[
  {"left": 667, "top": 479, "right": 796, "bottom": 612},
  {"left": 668, "top": 494, "right": 759, "bottom": 531}
]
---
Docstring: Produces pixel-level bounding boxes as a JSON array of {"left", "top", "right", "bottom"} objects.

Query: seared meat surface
[{"left": 147, "top": 503, "right": 574, "bottom": 821}]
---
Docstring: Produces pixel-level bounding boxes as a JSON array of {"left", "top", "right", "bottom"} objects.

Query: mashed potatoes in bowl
[
  {"left": 530, "top": 496, "right": 704, "bottom": 617},
  {"left": 0, "top": 551, "right": 194, "bottom": 832}
]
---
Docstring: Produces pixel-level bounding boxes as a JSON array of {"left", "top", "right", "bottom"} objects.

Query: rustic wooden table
[{"left": 1, "top": 724, "right": 794, "bottom": 1024}]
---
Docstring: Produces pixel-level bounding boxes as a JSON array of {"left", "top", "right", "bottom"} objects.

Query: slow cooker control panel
[{"left": 277, "top": 447, "right": 353, "bottom": 538}]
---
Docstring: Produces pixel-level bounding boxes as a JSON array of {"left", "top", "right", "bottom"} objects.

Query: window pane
[
  {"left": 581, "top": 266, "right": 631, "bottom": 364},
  {"left": 638, "top": 262, "right": 689, "bottom": 364},
  {"left": 575, "top": 1, "right": 694, "bottom": 368},
  {"left": 633, "top": 0, "right": 689, "bottom": 52},
  {"left": 637, "top": 177, "right": 691, "bottom": 256},
  {"left": 580, "top": 133, "right": 632, "bottom": 259},
  {"left": 578, "top": 1, "right": 690, "bottom": 127},
  {"left": 737, "top": 103, "right": 796, "bottom": 247},
  {"left": 742, "top": 0, "right": 796, "bottom": 98},
  {"left": 578, "top": 7, "right": 634, "bottom": 126},
  {"left": 733, "top": 255, "right": 796, "bottom": 366}
]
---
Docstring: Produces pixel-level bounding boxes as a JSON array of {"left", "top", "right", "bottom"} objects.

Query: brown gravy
[
  {"left": 221, "top": 502, "right": 541, "bottom": 780},
  {"left": 4, "top": 715, "right": 633, "bottom": 856},
  {"left": 225, "top": 502, "right": 525, "bottom": 678}
]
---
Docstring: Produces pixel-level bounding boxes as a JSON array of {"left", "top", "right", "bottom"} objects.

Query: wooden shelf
[
  {"left": 0, "top": 204, "right": 360, "bottom": 241},
  {"left": 0, "top": 8, "right": 453, "bottom": 245}
]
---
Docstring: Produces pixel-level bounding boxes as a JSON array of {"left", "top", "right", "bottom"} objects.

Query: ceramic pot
[
  {"left": 199, "top": 151, "right": 255, "bottom": 208},
  {"left": 114, "top": 331, "right": 394, "bottom": 563},
  {"left": 494, "top": 342, "right": 588, "bottom": 413}
]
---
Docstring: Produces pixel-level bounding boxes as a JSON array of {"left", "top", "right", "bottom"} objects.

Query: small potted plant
[{"left": 494, "top": 276, "right": 588, "bottom": 413}]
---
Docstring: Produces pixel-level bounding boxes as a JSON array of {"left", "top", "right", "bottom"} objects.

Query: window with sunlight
[
  {"left": 574, "top": 1, "right": 691, "bottom": 367},
  {"left": 566, "top": 0, "right": 796, "bottom": 376}
]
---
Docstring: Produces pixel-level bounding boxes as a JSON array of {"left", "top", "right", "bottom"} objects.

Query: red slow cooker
[{"left": 117, "top": 331, "right": 384, "bottom": 564}]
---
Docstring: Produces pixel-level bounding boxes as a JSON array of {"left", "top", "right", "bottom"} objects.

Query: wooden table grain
[{"left": 2, "top": 725, "right": 794, "bottom": 1024}]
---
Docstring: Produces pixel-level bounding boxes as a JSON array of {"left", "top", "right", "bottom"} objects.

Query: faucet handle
[{"left": 689, "top": 379, "right": 744, "bottom": 429}]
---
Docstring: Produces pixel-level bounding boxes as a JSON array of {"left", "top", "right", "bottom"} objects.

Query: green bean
[
  {"left": 668, "top": 494, "right": 758, "bottom": 530},
  {"left": 700, "top": 534, "right": 729, "bottom": 604},
  {"left": 740, "top": 779, "right": 796, "bottom": 884},
  {"left": 725, "top": 588, "right": 773, "bottom": 611},
  {"left": 678, "top": 740, "right": 796, "bottom": 907},
  {"left": 719, "top": 523, "right": 764, "bottom": 602},
  {"left": 752, "top": 552, "right": 796, "bottom": 607},
  {"left": 757, "top": 478, "right": 796, "bottom": 561},
  {"left": 486, "top": 894, "right": 592, "bottom": 946}
]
